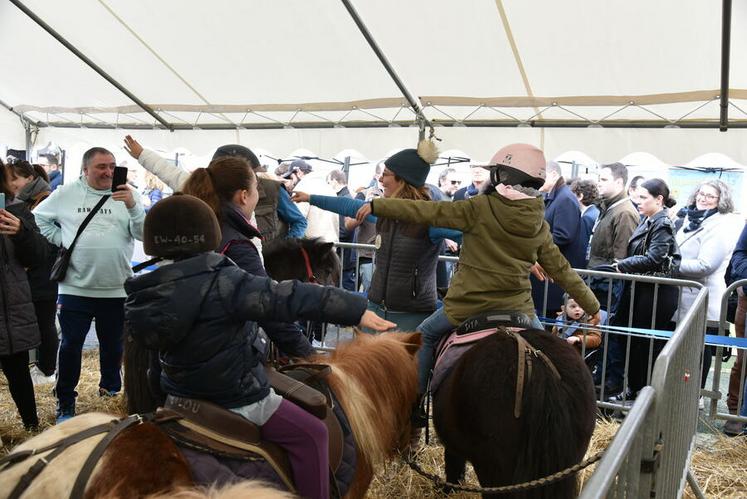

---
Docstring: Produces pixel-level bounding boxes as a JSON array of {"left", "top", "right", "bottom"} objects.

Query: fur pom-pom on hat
[{"left": 416, "top": 139, "right": 439, "bottom": 165}]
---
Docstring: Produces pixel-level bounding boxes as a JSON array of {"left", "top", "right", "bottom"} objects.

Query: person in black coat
[
  {"left": 125, "top": 194, "right": 393, "bottom": 499},
  {"left": 7, "top": 160, "right": 59, "bottom": 378},
  {"left": 0, "top": 160, "right": 50, "bottom": 429},
  {"left": 181, "top": 155, "right": 316, "bottom": 358},
  {"left": 606, "top": 178, "right": 680, "bottom": 399},
  {"left": 532, "top": 161, "right": 585, "bottom": 317}
]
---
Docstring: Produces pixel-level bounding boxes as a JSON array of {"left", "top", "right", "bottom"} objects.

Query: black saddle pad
[{"left": 455, "top": 311, "right": 534, "bottom": 335}]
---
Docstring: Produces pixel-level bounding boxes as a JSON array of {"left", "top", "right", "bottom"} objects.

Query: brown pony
[
  {"left": 433, "top": 329, "right": 596, "bottom": 498},
  {"left": 0, "top": 332, "right": 421, "bottom": 498}
]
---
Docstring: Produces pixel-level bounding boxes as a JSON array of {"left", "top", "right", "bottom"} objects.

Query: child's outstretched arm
[
  {"left": 223, "top": 267, "right": 395, "bottom": 331},
  {"left": 366, "top": 198, "right": 476, "bottom": 232}
]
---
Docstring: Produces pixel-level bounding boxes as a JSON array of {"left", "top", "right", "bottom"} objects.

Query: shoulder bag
[{"left": 50, "top": 195, "right": 110, "bottom": 282}]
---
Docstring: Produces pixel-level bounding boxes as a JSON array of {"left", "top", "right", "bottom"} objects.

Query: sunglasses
[{"left": 449, "top": 180, "right": 462, "bottom": 185}]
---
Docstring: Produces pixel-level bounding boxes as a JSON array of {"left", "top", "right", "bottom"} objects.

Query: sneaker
[
  {"left": 98, "top": 387, "right": 119, "bottom": 398},
  {"left": 29, "top": 365, "right": 56, "bottom": 386},
  {"left": 698, "top": 397, "right": 705, "bottom": 411},
  {"left": 55, "top": 402, "right": 75, "bottom": 424},
  {"left": 606, "top": 388, "right": 636, "bottom": 403}
]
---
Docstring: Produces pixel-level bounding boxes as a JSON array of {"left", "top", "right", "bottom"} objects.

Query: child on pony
[
  {"left": 124, "top": 194, "right": 394, "bottom": 499},
  {"left": 355, "top": 143, "right": 602, "bottom": 425}
]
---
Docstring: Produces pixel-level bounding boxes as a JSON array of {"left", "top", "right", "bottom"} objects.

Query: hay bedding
[{"left": 1, "top": 353, "right": 746, "bottom": 497}]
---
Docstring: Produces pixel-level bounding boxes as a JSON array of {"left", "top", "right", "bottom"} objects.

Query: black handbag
[{"left": 49, "top": 195, "right": 110, "bottom": 282}]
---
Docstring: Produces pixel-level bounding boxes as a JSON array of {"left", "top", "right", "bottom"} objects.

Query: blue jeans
[
  {"left": 56, "top": 295, "right": 125, "bottom": 407},
  {"left": 415, "top": 307, "right": 542, "bottom": 393}
]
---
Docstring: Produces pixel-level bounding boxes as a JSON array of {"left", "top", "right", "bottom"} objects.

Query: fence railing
[
  {"left": 330, "top": 242, "right": 710, "bottom": 497},
  {"left": 706, "top": 278, "right": 747, "bottom": 426}
]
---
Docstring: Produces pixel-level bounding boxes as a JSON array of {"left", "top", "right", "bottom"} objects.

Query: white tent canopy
[{"left": 1, "top": 0, "right": 747, "bottom": 168}]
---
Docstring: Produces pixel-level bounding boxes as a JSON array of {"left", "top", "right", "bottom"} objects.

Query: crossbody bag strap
[{"left": 66, "top": 195, "right": 111, "bottom": 254}]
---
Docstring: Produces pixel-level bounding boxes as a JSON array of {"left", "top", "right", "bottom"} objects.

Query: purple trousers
[{"left": 262, "top": 399, "right": 329, "bottom": 499}]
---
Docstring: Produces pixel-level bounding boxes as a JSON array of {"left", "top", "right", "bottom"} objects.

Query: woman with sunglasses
[{"left": 674, "top": 179, "right": 742, "bottom": 391}]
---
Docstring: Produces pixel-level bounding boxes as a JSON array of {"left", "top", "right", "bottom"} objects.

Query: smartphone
[
  {"left": 0, "top": 192, "right": 5, "bottom": 209},
  {"left": 112, "top": 166, "right": 128, "bottom": 191}
]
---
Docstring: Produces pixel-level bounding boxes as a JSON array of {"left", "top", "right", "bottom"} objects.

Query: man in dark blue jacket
[
  {"left": 531, "top": 161, "right": 585, "bottom": 318},
  {"left": 725, "top": 222, "right": 747, "bottom": 434}
]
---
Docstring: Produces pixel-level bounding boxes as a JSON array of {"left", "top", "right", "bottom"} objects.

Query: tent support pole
[
  {"left": 719, "top": 0, "right": 732, "bottom": 132},
  {"left": 8, "top": 0, "right": 173, "bottom": 131},
  {"left": 339, "top": 0, "right": 430, "bottom": 136}
]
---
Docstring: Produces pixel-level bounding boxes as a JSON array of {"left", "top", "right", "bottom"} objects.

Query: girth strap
[
  {"left": 69, "top": 414, "right": 146, "bottom": 499},
  {"left": 6, "top": 421, "right": 119, "bottom": 499}
]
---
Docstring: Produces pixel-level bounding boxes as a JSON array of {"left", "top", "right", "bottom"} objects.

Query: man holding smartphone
[{"left": 33, "top": 147, "right": 145, "bottom": 423}]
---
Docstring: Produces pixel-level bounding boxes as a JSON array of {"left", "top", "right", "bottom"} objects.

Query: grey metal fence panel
[
  {"left": 647, "top": 285, "right": 707, "bottom": 498},
  {"left": 707, "top": 278, "right": 747, "bottom": 424},
  {"left": 579, "top": 387, "right": 656, "bottom": 499}
]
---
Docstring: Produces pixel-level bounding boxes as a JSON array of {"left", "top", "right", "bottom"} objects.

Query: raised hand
[{"left": 123, "top": 135, "right": 144, "bottom": 159}]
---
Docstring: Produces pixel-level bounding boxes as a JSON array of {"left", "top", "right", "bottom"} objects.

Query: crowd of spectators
[{"left": 1, "top": 138, "right": 747, "bottom": 439}]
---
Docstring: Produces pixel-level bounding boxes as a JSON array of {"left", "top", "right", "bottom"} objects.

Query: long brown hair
[
  {"left": 392, "top": 174, "right": 430, "bottom": 201},
  {"left": 181, "top": 157, "right": 256, "bottom": 219}
]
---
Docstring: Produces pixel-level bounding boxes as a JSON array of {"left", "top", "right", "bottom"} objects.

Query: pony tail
[
  {"left": 32, "top": 164, "right": 50, "bottom": 183},
  {"left": 182, "top": 168, "right": 222, "bottom": 218},
  {"left": 665, "top": 197, "right": 677, "bottom": 209}
]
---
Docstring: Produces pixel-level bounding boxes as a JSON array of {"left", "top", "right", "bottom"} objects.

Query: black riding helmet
[{"left": 143, "top": 194, "right": 221, "bottom": 258}]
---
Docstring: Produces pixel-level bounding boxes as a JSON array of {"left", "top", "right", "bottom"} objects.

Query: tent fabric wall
[
  {"left": 0, "top": 107, "right": 25, "bottom": 149},
  {"left": 2, "top": 0, "right": 747, "bottom": 129}
]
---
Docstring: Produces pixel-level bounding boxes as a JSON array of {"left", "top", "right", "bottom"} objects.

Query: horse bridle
[
  {"left": 300, "top": 247, "right": 317, "bottom": 283},
  {"left": 508, "top": 329, "right": 561, "bottom": 418}
]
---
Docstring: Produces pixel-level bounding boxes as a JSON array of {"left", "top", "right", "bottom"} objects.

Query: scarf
[
  {"left": 684, "top": 205, "right": 718, "bottom": 233},
  {"left": 16, "top": 176, "right": 51, "bottom": 203}
]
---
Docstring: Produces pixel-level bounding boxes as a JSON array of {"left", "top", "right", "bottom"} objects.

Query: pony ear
[
  {"left": 321, "top": 241, "right": 336, "bottom": 253},
  {"left": 397, "top": 332, "right": 422, "bottom": 357}
]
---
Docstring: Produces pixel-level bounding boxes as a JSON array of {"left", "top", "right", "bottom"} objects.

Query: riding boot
[{"left": 410, "top": 393, "right": 428, "bottom": 429}]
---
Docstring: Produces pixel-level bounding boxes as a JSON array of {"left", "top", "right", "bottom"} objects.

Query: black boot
[{"left": 411, "top": 393, "right": 428, "bottom": 429}]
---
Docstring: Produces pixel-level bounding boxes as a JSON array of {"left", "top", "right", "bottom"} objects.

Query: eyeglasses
[
  {"left": 696, "top": 191, "right": 719, "bottom": 201},
  {"left": 380, "top": 171, "right": 395, "bottom": 178},
  {"left": 449, "top": 180, "right": 462, "bottom": 185}
]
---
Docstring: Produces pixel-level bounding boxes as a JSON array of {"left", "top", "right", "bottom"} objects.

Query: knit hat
[
  {"left": 212, "top": 144, "right": 260, "bottom": 169},
  {"left": 143, "top": 194, "right": 221, "bottom": 258},
  {"left": 384, "top": 139, "right": 439, "bottom": 188},
  {"left": 487, "top": 143, "right": 547, "bottom": 190}
]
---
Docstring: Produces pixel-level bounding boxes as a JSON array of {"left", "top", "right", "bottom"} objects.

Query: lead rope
[{"left": 403, "top": 449, "right": 604, "bottom": 494}]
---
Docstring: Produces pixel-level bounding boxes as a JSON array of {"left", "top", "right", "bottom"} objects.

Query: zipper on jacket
[
  {"left": 380, "top": 220, "right": 398, "bottom": 309},
  {"left": 0, "top": 241, "right": 14, "bottom": 354}
]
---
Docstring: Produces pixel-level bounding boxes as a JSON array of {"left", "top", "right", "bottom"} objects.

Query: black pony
[
  {"left": 262, "top": 237, "right": 340, "bottom": 286},
  {"left": 124, "top": 238, "right": 341, "bottom": 414},
  {"left": 433, "top": 329, "right": 596, "bottom": 498}
]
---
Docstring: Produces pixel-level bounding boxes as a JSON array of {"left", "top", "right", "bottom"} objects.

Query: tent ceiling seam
[
  {"left": 97, "top": 0, "right": 236, "bottom": 127},
  {"left": 494, "top": 0, "right": 540, "bottom": 117}
]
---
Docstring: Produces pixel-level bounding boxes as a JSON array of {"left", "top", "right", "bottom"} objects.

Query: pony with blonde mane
[{"left": 0, "top": 332, "right": 420, "bottom": 499}]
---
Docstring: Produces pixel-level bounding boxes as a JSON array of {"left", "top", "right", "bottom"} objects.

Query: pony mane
[{"left": 314, "top": 333, "right": 419, "bottom": 466}]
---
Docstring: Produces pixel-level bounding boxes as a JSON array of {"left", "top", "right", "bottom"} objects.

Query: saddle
[
  {"left": 430, "top": 311, "right": 560, "bottom": 418},
  {"left": 158, "top": 364, "right": 348, "bottom": 495}
]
